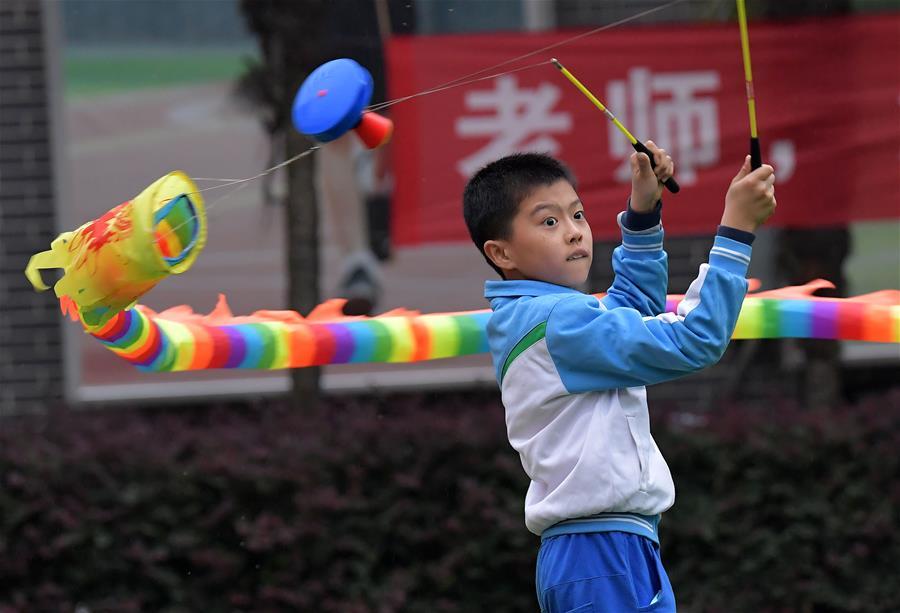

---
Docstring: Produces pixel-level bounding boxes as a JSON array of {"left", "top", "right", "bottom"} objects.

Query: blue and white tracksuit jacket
[{"left": 485, "top": 208, "right": 753, "bottom": 543}]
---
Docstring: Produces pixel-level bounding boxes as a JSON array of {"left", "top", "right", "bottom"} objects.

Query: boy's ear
[{"left": 483, "top": 239, "right": 516, "bottom": 272}]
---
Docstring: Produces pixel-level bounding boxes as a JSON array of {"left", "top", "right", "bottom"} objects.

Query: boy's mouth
[{"left": 566, "top": 249, "right": 590, "bottom": 262}]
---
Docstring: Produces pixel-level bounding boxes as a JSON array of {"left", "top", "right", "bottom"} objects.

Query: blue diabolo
[{"left": 292, "top": 58, "right": 374, "bottom": 143}]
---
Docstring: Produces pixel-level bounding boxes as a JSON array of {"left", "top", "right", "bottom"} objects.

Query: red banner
[{"left": 386, "top": 14, "right": 900, "bottom": 244}]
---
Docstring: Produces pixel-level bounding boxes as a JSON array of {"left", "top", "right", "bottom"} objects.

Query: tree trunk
[
  {"left": 236, "top": 1, "right": 329, "bottom": 406},
  {"left": 286, "top": 128, "right": 320, "bottom": 407}
]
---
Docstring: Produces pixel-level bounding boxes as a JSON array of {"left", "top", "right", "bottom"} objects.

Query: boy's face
[{"left": 485, "top": 179, "right": 593, "bottom": 288}]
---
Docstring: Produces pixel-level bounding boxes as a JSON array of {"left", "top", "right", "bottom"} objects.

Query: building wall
[{"left": 0, "top": 0, "right": 64, "bottom": 415}]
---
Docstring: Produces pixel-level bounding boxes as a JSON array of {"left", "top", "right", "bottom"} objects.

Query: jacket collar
[{"left": 484, "top": 279, "right": 583, "bottom": 299}]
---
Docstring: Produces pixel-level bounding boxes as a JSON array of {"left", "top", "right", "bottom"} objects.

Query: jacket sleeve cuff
[
  {"left": 716, "top": 225, "right": 755, "bottom": 245},
  {"left": 709, "top": 234, "right": 752, "bottom": 275},
  {"left": 617, "top": 209, "right": 664, "bottom": 256},
  {"left": 621, "top": 198, "right": 663, "bottom": 231}
]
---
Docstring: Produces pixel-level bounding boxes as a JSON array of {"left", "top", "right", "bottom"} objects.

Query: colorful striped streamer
[
  {"left": 77, "top": 296, "right": 492, "bottom": 372},
  {"left": 73, "top": 280, "right": 898, "bottom": 372}
]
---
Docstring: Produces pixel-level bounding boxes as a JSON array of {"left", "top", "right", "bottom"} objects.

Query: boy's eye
[
  {"left": 574, "top": 211, "right": 585, "bottom": 220},
  {"left": 543, "top": 217, "right": 558, "bottom": 227}
]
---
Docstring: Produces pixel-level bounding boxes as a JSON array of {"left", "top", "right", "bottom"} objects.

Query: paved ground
[
  {"left": 65, "top": 82, "right": 494, "bottom": 401},
  {"left": 61, "top": 79, "right": 899, "bottom": 401}
]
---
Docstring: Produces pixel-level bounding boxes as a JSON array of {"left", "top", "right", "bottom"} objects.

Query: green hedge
[{"left": 1, "top": 390, "right": 898, "bottom": 612}]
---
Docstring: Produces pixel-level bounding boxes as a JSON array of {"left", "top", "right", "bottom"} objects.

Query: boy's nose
[{"left": 566, "top": 228, "right": 583, "bottom": 244}]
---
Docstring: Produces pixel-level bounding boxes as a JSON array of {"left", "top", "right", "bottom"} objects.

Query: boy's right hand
[{"left": 721, "top": 155, "right": 777, "bottom": 233}]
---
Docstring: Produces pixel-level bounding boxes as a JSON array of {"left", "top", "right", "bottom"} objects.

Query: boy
[{"left": 463, "top": 146, "right": 776, "bottom": 612}]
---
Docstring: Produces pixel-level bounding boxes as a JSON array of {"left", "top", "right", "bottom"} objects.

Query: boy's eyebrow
[{"left": 529, "top": 199, "right": 583, "bottom": 216}]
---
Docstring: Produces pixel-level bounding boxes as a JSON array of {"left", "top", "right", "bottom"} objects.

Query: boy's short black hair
[{"left": 463, "top": 152, "right": 575, "bottom": 278}]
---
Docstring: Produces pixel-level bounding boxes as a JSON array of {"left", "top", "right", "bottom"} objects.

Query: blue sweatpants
[{"left": 536, "top": 532, "right": 676, "bottom": 612}]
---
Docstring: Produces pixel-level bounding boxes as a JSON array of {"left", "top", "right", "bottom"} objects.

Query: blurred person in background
[
  {"left": 316, "top": 0, "right": 399, "bottom": 316},
  {"left": 317, "top": 132, "right": 392, "bottom": 316}
]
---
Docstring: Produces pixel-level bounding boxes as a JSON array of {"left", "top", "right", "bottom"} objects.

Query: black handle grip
[
  {"left": 749, "top": 137, "right": 762, "bottom": 170},
  {"left": 632, "top": 141, "right": 680, "bottom": 194}
]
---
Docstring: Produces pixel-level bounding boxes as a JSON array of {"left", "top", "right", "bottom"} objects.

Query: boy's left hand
[{"left": 630, "top": 140, "right": 674, "bottom": 212}]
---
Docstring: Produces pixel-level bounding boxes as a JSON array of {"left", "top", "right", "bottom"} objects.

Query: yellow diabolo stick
[
  {"left": 736, "top": 0, "right": 762, "bottom": 169},
  {"left": 551, "top": 58, "right": 680, "bottom": 193}
]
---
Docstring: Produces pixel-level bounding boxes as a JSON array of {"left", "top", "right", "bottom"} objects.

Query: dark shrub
[{"left": 1, "top": 390, "right": 897, "bottom": 612}]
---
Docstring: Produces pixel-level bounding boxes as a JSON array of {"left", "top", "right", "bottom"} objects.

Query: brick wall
[{"left": 0, "top": 0, "right": 64, "bottom": 415}]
